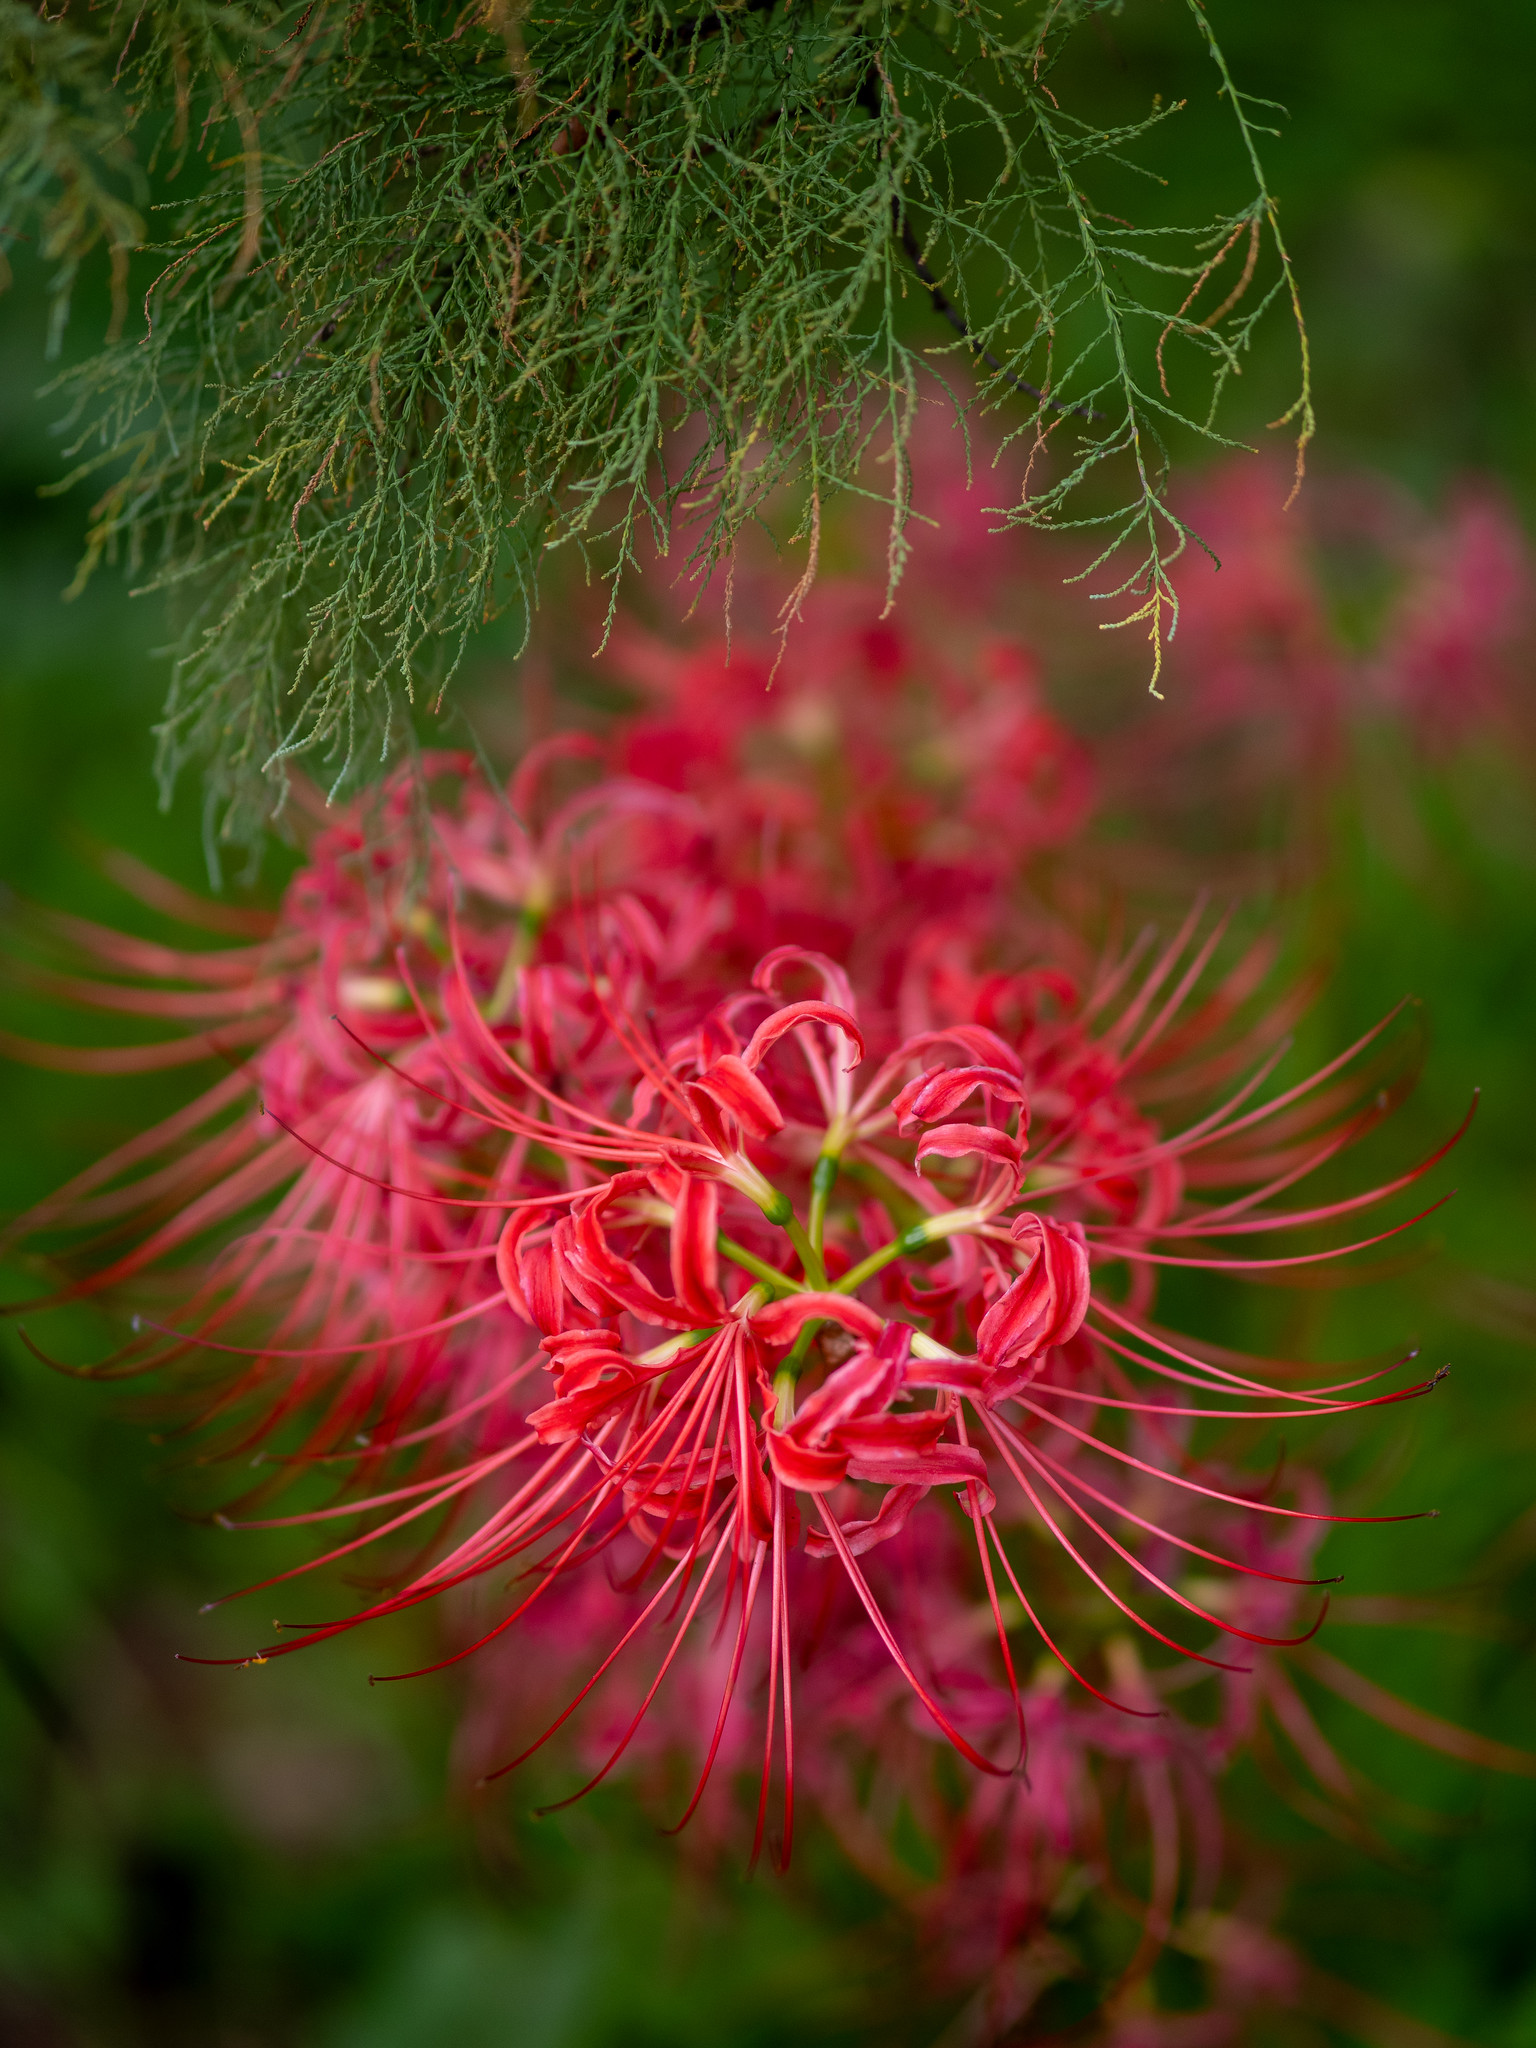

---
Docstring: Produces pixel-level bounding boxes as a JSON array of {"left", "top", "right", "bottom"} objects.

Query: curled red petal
[
  {"left": 495, "top": 1209, "right": 538, "bottom": 1323},
  {"left": 835, "top": 1411, "right": 945, "bottom": 1455},
  {"left": 687, "top": 1053, "right": 784, "bottom": 1142},
  {"left": 892, "top": 1063, "right": 1029, "bottom": 1135},
  {"left": 890, "top": 1024, "right": 1025, "bottom": 1079},
  {"left": 668, "top": 1170, "right": 727, "bottom": 1321},
  {"left": 914, "top": 1123, "right": 1022, "bottom": 1174},
  {"left": 751, "top": 1292, "right": 885, "bottom": 1350},
  {"left": 742, "top": 1001, "right": 865, "bottom": 1075},
  {"left": 530, "top": 1364, "right": 656, "bottom": 1442},
  {"left": 573, "top": 1176, "right": 692, "bottom": 1327},
  {"left": 764, "top": 1430, "right": 850, "bottom": 1491},
  {"left": 788, "top": 1337, "right": 906, "bottom": 1440},
  {"left": 803, "top": 1482, "right": 924, "bottom": 1558},
  {"left": 977, "top": 1214, "right": 1091, "bottom": 1387},
  {"left": 845, "top": 1441, "right": 989, "bottom": 1491},
  {"left": 905, "top": 1352, "right": 992, "bottom": 1396},
  {"left": 751, "top": 946, "right": 857, "bottom": 1015}
]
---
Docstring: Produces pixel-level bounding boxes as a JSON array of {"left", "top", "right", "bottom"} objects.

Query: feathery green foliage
[
  {"left": 1, "top": 0, "right": 142, "bottom": 350},
  {"left": 3, "top": 0, "right": 1310, "bottom": 854}
]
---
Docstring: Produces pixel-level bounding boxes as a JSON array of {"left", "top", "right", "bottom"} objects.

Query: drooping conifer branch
[{"left": 2, "top": 1, "right": 1309, "bottom": 849}]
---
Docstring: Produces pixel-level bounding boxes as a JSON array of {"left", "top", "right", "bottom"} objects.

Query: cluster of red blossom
[{"left": 6, "top": 445, "right": 1530, "bottom": 2042}]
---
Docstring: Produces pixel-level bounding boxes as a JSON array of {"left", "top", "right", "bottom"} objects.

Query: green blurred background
[{"left": 2, "top": 2, "right": 1534, "bottom": 2041}]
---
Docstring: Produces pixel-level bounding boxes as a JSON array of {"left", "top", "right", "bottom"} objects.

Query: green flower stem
[
  {"left": 750, "top": 1180, "right": 795, "bottom": 1228},
  {"left": 784, "top": 1214, "right": 828, "bottom": 1291},
  {"left": 716, "top": 1234, "right": 801, "bottom": 1296},
  {"left": 832, "top": 1206, "right": 983, "bottom": 1297},
  {"left": 636, "top": 1326, "right": 719, "bottom": 1366},
  {"left": 777, "top": 1318, "right": 823, "bottom": 1385},
  {"left": 909, "top": 1332, "right": 958, "bottom": 1363},
  {"left": 807, "top": 1149, "right": 840, "bottom": 1257}
]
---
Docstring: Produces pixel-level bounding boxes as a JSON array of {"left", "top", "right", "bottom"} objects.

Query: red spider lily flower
[
  {"left": 4, "top": 738, "right": 1471, "bottom": 1870},
  {"left": 81, "top": 892, "right": 1457, "bottom": 1867}
]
